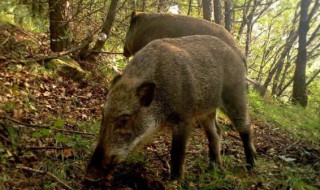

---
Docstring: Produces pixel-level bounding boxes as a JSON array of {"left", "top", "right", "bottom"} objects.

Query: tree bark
[
  {"left": 237, "top": 0, "right": 252, "bottom": 41},
  {"left": 48, "top": 0, "right": 71, "bottom": 52},
  {"left": 157, "top": 0, "right": 166, "bottom": 12},
  {"left": 141, "top": 0, "right": 146, "bottom": 12},
  {"left": 292, "top": 0, "right": 311, "bottom": 107},
  {"left": 188, "top": 0, "right": 193, "bottom": 15},
  {"left": 89, "top": 0, "right": 118, "bottom": 58},
  {"left": 213, "top": 0, "right": 222, "bottom": 24},
  {"left": 244, "top": 0, "right": 258, "bottom": 57},
  {"left": 224, "top": 0, "right": 232, "bottom": 32},
  {"left": 203, "top": 0, "right": 213, "bottom": 21}
]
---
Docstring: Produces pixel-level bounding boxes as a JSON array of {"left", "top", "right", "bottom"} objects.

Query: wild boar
[
  {"left": 123, "top": 12, "right": 266, "bottom": 95},
  {"left": 123, "top": 12, "right": 247, "bottom": 71},
  {"left": 85, "top": 35, "right": 256, "bottom": 182}
]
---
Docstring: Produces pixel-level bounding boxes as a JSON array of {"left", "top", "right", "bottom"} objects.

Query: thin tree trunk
[
  {"left": 90, "top": 0, "right": 118, "bottom": 58},
  {"left": 306, "top": 69, "right": 320, "bottom": 86},
  {"left": 224, "top": 0, "right": 232, "bottom": 32},
  {"left": 277, "top": 78, "right": 293, "bottom": 97},
  {"left": 260, "top": 9, "right": 299, "bottom": 96},
  {"left": 275, "top": 56, "right": 293, "bottom": 96},
  {"left": 203, "top": 0, "right": 213, "bottom": 21},
  {"left": 307, "top": 23, "right": 320, "bottom": 45},
  {"left": 292, "top": 0, "right": 311, "bottom": 107},
  {"left": 188, "top": 0, "right": 192, "bottom": 15},
  {"left": 130, "top": 0, "right": 136, "bottom": 10},
  {"left": 48, "top": 0, "right": 71, "bottom": 52},
  {"left": 237, "top": 0, "right": 252, "bottom": 41},
  {"left": 157, "top": 0, "right": 165, "bottom": 12},
  {"left": 141, "top": 0, "right": 146, "bottom": 12},
  {"left": 244, "top": 0, "right": 258, "bottom": 57},
  {"left": 257, "top": 23, "right": 273, "bottom": 81},
  {"left": 213, "top": 0, "right": 222, "bottom": 24}
]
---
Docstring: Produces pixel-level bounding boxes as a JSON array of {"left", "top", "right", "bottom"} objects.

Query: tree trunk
[
  {"left": 203, "top": 0, "right": 213, "bottom": 21},
  {"left": 48, "top": 0, "right": 71, "bottom": 52},
  {"left": 90, "top": 0, "right": 118, "bottom": 58},
  {"left": 260, "top": 9, "right": 299, "bottom": 96},
  {"left": 188, "top": 0, "right": 193, "bottom": 15},
  {"left": 292, "top": 0, "right": 311, "bottom": 107},
  {"left": 141, "top": 0, "right": 146, "bottom": 12},
  {"left": 130, "top": 0, "right": 136, "bottom": 10},
  {"left": 275, "top": 56, "right": 292, "bottom": 96},
  {"left": 224, "top": 0, "right": 232, "bottom": 32},
  {"left": 157, "top": 0, "right": 165, "bottom": 13},
  {"left": 237, "top": 0, "right": 252, "bottom": 41},
  {"left": 307, "top": 69, "right": 320, "bottom": 86},
  {"left": 213, "top": 0, "right": 221, "bottom": 24},
  {"left": 244, "top": 0, "right": 258, "bottom": 57}
]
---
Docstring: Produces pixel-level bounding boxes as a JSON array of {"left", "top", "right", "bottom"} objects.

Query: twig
[
  {"left": 0, "top": 116, "right": 95, "bottom": 136},
  {"left": 16, "top": 165, "right": 73, "bottom": 190},
  {"left": 227, "top": 133, "right": 241, "bottom": 141},
  {"left": 24, "top": 146, "right": 65, "bottom": 150},
  {"left": 25, "top": 39, "right": 92, "bottom": 63},
  {"left": 0, "top": 133, "right": 11, "bottom": 143},
  {"left": 286, "top": 140, "right": 300, "bottom": 150},
  {"left": 24, "top": 34, "right": 94, "bottom": 64},
  {"left": 94, "top": 51, "right": 123, "bottom": 55}
]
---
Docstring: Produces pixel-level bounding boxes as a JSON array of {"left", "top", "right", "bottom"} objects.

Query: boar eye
[{"left": 115, "top": 114, "right": 130, "bottom": 128}]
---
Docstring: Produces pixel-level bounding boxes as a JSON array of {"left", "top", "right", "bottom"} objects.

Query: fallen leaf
[
  {"left": 43, "top": 91, "right": 50, "bottom": 97},
  {"left": 63, "top": 149, "right": 75, "bottom": 159},
  {"left": 278, "top": 155, "right": 296, "bottom": 162}
]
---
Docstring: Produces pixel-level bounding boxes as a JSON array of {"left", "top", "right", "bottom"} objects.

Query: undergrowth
[{"left": 249, "top": 92, "right": 320, "bottom": 144}]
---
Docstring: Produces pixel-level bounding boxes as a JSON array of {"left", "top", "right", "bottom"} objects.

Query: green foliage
[
  {"left": 249, "top": 92, "right": 320, "bottom": 143},
  {"left": 0, "top": 1, "right": 47, "bottom": 32}
]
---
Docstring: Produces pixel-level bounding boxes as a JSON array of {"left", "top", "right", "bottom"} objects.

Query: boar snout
[{"left": 84, "top": 145, "right": 116, "bottom": 182}]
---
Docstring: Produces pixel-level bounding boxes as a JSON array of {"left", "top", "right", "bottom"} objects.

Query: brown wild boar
[
  {"left": 85, "top": 35, "right": 256, "bottom": 182},
  {"left": 123, "top": 12, "right": 247, "bottom": 71},
  {"left": 123, "top": 12, "right": 266, "bottom": 95}
]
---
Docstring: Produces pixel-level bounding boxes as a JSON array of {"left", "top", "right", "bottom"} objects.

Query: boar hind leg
[
  {"left": 170, "top": 118, "right": 193, "bottom": 181},
  {"left": 222, "top": 93, "right": 256, "bottom": 168},
  {"left": 200, "top": 112, "right": 221, "bottom": 167}
]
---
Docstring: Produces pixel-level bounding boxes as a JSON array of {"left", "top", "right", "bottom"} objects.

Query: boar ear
[
  {"left": 131, "top": 11, "right": 137, "bottom": 20},
  {"left": 130, "top": 11, "right": 141, "bottom": 25},
  {"left": 137, "top": 82, "right": 156, "bottom": 107}
]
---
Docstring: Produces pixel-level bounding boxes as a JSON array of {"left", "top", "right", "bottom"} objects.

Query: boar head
[
  {"left": 84, "top": 77, "right": 159, "bottom": 182},
  {"left": 123, "top": 12, "right": 143, "bottom": 57}
]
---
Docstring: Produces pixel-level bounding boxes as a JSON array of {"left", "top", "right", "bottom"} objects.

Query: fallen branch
[
  {"left": 94, "top": 51, "right": 124, "bottom": 55},
  {"left": 0, "top": 133, "right": 11, "bottom": 143},
  {"left": 25, "top": 38, "right": 93, "bottom": 63},
  {"left": 16, "top": 165, "right": 73, "bottom": 190},
  {"left": 24, "top": 146, "right": 65, "bottom": 150},
  {"left": 0, "top": 116, "right": 95, "bottom": 136},
  {"left": 227, "top": 133, "right": 241, "bottom": 141}
]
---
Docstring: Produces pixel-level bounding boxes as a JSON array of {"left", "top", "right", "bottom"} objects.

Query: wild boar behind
[
  {"left": 85, "top": 35, "right": 256, "bottom": 182},
  {"left": 123, "top": 12, "right": 247, "bottom": 71}
]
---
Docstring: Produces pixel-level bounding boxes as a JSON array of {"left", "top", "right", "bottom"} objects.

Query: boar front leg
[
  {"left": 170, "top": 118, "right": 193, "bottom": 181},
  {"left": 201, "top": 112, "right": 222, "bottom": 167}
]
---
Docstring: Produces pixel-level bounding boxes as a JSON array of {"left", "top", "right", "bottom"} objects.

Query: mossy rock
[{"left": 46, "top": 57, "right": 86, "bottom": 80}]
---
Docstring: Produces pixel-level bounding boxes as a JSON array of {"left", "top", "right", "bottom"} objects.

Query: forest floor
[{"left": 0, "top": 21, "right": 320, "bottom": 190}]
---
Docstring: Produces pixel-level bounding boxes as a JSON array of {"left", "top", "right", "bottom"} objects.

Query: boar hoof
[
  {"left": 245, "top": 163, "right": 255, "bottom": 171},
  {"left": 83, "top": 167, "right": 105, "bottom": 183}
]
